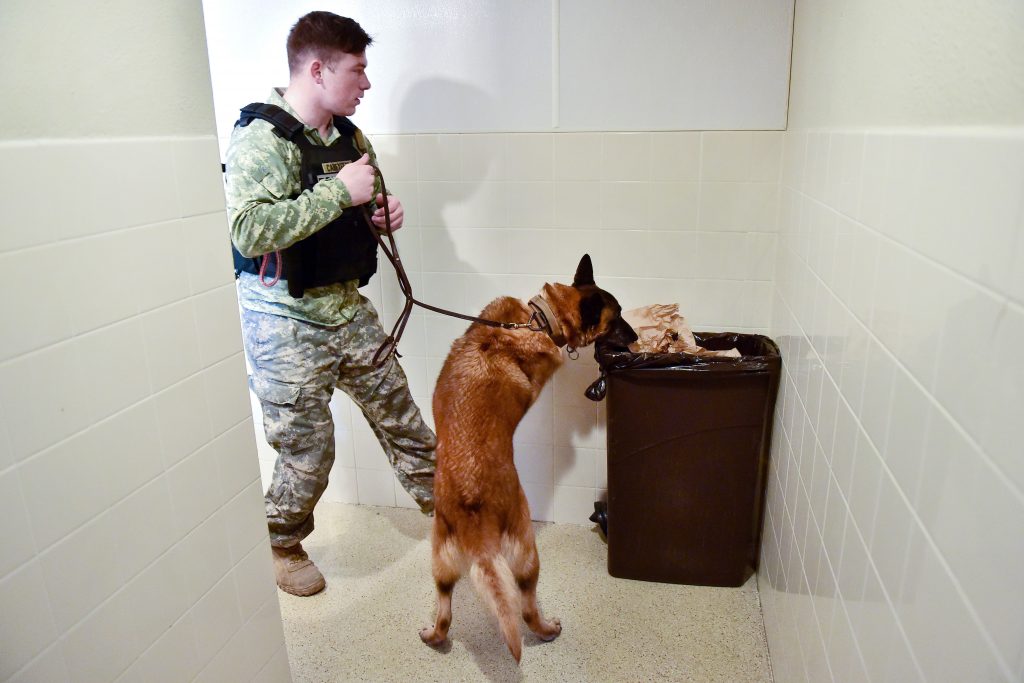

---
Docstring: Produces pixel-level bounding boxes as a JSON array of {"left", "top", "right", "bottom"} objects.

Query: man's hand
[
  {"left": 335, "top": 154, "right": 375, "bottom": 206},
  {"left": 371, "top": 193, "right": 404, "bottom": 232}
]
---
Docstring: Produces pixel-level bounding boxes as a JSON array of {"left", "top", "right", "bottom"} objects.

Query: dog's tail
[{"left": 469, "top": 553, "right": 522, "bottom": 663}]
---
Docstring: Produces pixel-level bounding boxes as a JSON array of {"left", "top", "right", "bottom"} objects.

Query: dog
[{"left": 419, "top": 254, "right": 637, "bottom": 663}]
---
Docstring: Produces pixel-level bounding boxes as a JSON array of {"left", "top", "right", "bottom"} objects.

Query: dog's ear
[
  {"left": 579, "top": 291, "right": 604, "bottom": 330},
  {"left": 573, "top": 254, "right": 595, "bottom": 288}
]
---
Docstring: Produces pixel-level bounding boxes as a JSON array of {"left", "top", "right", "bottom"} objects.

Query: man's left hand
[{"left": 371, "top": 194, "right": 404, "bottom": 232}]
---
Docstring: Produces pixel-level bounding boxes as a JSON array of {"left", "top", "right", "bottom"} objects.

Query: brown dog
[{"left": 419, "top": 254, "right": 637, "bottom": 663}]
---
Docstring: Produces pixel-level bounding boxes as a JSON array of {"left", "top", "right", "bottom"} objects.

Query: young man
[{"left": 224, "top": 11, "right": 436, "bottom": 597}]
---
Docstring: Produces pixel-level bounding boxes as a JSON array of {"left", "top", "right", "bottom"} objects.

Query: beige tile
[
  {"left": 141, "top": 300, "right": 202, "bottom": 392},
  {"left": 460, "top": 134, "right": 507, "bottom": 182},
  {"left": 505, "top": 133, "right": 553, "bottom": 181},
  {"left": 182, "top": 213, "right": 236, "bottom": 295},
  {"left": 415, "top": 135, "right": 461, "bottom": 181},
  {"left": 552, "top": 181, "right": 605, "bottom": 230},
  {"left": 702, "top": 131, "right": 782, "bottom": 183},
  {"left": 124, "top": 614, "right": 201, "bottom": 683},
  {"left": 193, "top": 285, "right": 244, "bottom": 366},
  {"left": 505, "top": 181, "right": 555, "bottom": 228},
  {"left": 0, "top": 143, "right": 52, "bottom": 250},
  {"left": 649, "top": 181, "right": 700, "bottom": 229},
  {"left": 601, "top": 132, "right": 651, "bottom": 181},
  {"left": 0, "top": 248, "right": 73, "bottom": 362},
  {"left": 649, "top": 132, "right": 701, "bottom": 181},
  {"left": 553, "top": 133, "right": 603, "bottom": 181},
  {"left": 201, "top": 353, "right": 251, "bottom": 436},
  {"left": 39, "top": 511, "right": 122, "bottom": 632},
  {"left": 370, "top": 134, "right": 419, "bottom": 182},
  {"left": 172, "top": 137, "right": 227, "bottom": 218},
  {"left": 75, "top": 320, "right": 151, "bottom": 421},
  {"left": 62, "top": 232, "right": 140, "bottom": 334},
  {"left": 699, "top": 182, "right": 779, "bottom": 231},
  {"left": 60, "top": 591, "right": 138, "bottom": 680},
  {"left": 355, "top": 468, "right": 398, "bottom": 507},
  {"left": 552, "top": 484, "right": 599, "bottom": 523},
  {"left": 599, "top": 181, "right": 650, "bottom": 229}
]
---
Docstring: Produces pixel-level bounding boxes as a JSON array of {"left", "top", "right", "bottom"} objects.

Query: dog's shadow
[
  {"left": 431, "top": 588, "right": 534, "bottom": 683},
  {"left": 551, "top": 353, "right": 607, "bottom": 488},
  {"left": 420, "top": 539, "right": 567, "bottom": 682}
]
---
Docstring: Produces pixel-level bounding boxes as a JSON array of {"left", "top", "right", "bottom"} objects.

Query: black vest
[{"left": 230, "top": 102, "right": 378, "bottom": 298}]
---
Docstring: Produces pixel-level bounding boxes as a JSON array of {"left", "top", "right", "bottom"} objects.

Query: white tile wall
[
  {"left": 251, "top": 131, "right": 782, "bottom": 525},
  {"left": 760, "top": 128, "right": 1024, "bottom": 681},
  {"left": 0, "top": 137, "right": 289, "bottom": 683}
]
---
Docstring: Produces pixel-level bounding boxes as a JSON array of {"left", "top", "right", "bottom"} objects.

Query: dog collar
[{"left": 528, "top": 295, "right": 568, "bottom": 348}]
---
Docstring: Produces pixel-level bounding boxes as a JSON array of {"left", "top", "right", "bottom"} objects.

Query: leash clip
[
  {"left": 501, "top": 310, "right": 546, "bottom": 332},
  {"left": 566, "top": 346, "right": 579, "bottom": 360},
  {"left": 525, "top": 310, "right": 546, "bottom": 332}
]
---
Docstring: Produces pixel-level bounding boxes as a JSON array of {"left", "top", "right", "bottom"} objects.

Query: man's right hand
[{"left": 335, "top": 153, "right": 375, "bottom": 206}]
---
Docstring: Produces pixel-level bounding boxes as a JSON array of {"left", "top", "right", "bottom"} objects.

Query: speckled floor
[{"left": 278, "top": 503, "right": 772, "bottom": 683}]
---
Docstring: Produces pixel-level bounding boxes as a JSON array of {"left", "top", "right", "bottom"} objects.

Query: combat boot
[{"left": 271, "top": 543, "right": 326, "bottom": 596}]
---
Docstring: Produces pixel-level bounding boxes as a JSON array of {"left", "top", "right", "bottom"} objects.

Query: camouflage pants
[{"left": 241, "top": 298, "right": 436, "bottom": 548}]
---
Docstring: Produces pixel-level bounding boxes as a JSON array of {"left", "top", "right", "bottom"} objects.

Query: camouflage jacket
[{"left": 224, "top": 88, "right": 383, "bottom": 325}]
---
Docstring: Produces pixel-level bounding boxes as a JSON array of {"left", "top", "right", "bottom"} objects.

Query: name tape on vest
[{"left": 321, "top": 160, "right": 351, "bottom": 174}]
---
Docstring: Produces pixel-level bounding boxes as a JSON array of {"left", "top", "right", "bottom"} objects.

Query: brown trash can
[{"left": 592, "top": 333, "right": 781, "bottom": 587}]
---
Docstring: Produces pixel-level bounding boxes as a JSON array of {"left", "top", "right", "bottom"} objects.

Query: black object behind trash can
[{"left": 590, "top": 332, "right": 781, "bottom": 587}]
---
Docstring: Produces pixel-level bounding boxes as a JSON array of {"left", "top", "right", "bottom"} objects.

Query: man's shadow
[
  {"left": 369, "top": 77, "right": 498, "bottom": 369},
  {"left": 386, "top": 77, "right": 606, "bottom": 522}
]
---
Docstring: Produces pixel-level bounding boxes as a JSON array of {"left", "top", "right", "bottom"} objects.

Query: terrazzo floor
[{"left": 277, "top": 502, "right": 773, "bottom": 683}]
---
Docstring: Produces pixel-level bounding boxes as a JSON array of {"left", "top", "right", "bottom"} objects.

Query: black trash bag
[
  {"left": 584, "top": 332, "right": 781, "bottom": 401},
  {"left": 589, "top": 501, "right": 608, "bottom": 537}
]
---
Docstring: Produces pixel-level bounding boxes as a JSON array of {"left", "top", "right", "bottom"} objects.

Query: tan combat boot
[{"left": 271, "top": 543, "right": 326, "bottom": 596}]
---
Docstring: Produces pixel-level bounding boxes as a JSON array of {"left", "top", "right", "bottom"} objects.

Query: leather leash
[{"left": 361, "top": 163, "right": 556, "bottom": 366}]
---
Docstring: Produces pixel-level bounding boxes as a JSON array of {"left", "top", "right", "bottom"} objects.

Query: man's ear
[
  {"left": 309, "top": 58, "right": 324, "bottom": 83},
  {"left": 573, "top": 254, "right": 595, "bottom": 287}
]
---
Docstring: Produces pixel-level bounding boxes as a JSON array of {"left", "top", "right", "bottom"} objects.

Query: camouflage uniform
[{"left": 225, "top": 89, "right": 436, "bottom": 547}]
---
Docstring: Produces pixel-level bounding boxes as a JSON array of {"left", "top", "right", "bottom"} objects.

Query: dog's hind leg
[
  {"left": 420, "top": 538, "right": 460, "bottom": 648},
  {"left": 514, "top": 540, "right": 562, "bottom": 642}
]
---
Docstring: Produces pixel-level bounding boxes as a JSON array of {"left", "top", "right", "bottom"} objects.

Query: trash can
[{"left": 589, "top": 332, "right": 781, "bottom": 587}]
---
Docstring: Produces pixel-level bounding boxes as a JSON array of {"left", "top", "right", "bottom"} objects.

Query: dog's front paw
[
  {"left": 419, "top": 625, "right": 447, "bottom": 648},
  {"left": 537, "top": 617, "right": 562, "bottom": 642}
]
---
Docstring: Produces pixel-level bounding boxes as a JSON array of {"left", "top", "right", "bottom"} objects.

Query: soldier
[{"left": 224, "top": 11, "right": 436, "bottom": 597}]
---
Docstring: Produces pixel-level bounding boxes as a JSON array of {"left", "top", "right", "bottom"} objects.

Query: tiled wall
[
  {"left": 0, "top": 138, "right": 291, "bottom": 682},
  {"left": 759, "top": 128, "right": 1024, "bottom": 681},
  {"left": 250, "top": 131, "right": 783, "bottom": 523}
]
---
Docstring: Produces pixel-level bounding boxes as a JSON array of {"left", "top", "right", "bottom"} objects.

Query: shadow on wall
[
  {"left": 375, "top": 77, "right": 490, "bottom": 333},
  {"left": 383, "top": 78, "right": 605, "bottom": 507}
]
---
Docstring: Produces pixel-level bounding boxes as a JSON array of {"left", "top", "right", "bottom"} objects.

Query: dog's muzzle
[{"left": 603, "top": 316, "right": 638, "bottom": 349}]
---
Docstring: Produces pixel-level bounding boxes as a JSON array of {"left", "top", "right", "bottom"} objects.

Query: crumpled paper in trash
[{"left": 622, "top": 304, "right": 741, "bottom": 358}]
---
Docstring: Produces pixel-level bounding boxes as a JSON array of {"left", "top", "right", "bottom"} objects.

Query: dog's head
[{"left": 543, "top": 254, "right": 638, "bottom": 350}]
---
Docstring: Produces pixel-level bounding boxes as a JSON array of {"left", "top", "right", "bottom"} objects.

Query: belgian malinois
[{"left": 420, "top": 254, "right": 637, "bottom": 663}]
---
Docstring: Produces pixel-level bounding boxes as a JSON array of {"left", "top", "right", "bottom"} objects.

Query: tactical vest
[{"left": 230, "top": 102, "right": 378, "bottom": 298}]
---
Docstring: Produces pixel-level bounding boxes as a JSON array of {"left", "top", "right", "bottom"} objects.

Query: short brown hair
[{"left": 286, "top": 11, "right": 372, "bottom": 74}]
